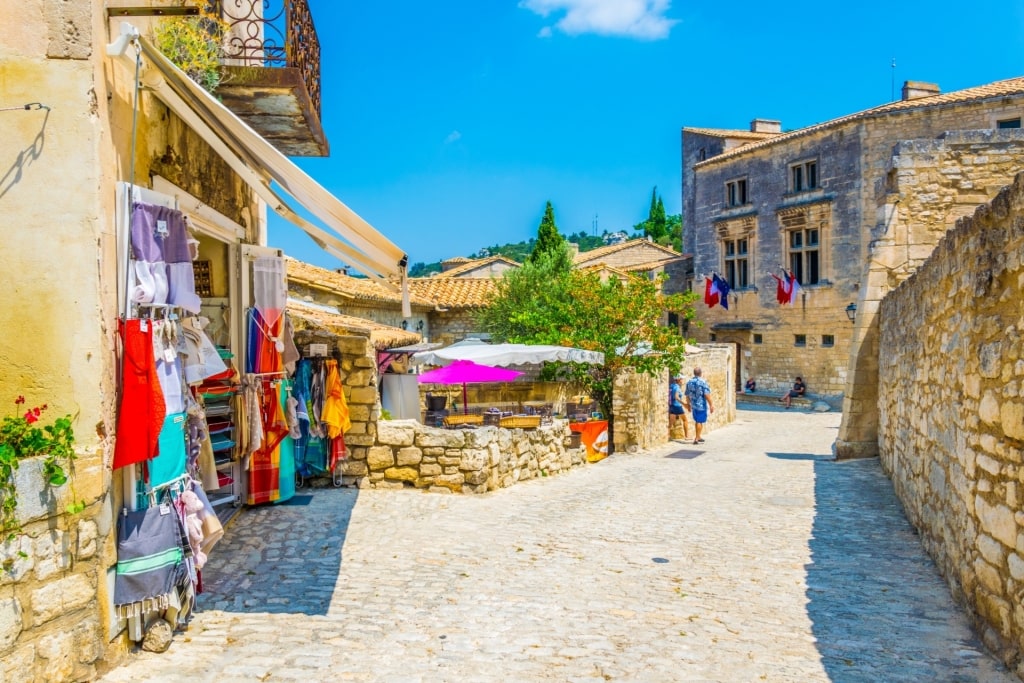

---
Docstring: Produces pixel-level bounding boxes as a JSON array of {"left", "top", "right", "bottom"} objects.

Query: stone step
[{"left": 737, "top": 392, "right": 814, "bottom": 409}]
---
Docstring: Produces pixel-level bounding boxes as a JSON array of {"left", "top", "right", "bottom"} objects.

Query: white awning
[
  {"left": 411, "top": 342, "right": 605, "bottom": 367},
  {"left": 108, "top": 25, "right": 409, "bottom": 301}
]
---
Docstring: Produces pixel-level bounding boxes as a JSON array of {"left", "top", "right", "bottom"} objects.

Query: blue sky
[{"left": 268, "top": 0, "right": 1024, "bottom": 270}]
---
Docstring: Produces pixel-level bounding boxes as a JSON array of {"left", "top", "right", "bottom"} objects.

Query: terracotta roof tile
[
  {"left": 683, "top": 127, "right": 782, "bottom": 141},
  {"left": 408, "top": 277, "right": 497, "bottom": 309},
  {"left": 577, "top": 263, "right": 637, "bottom": 280},
  {"left": 432, "top": 255, "right": 521, "bottom": 278},
  {"left": 696, "top": 76, "right": 1024, "bottom": 166},
  {"left": 286, "top": 257, "right": 432, "bottom": 307},
  {"left": 287, "top": 300, "right": 421, "bottom": 350},
  {"left": 573, "top": 238, "right": 682, "bottom": 265},
  {"left": 620, "top": 256, "right": 687, "bottom": 272}
]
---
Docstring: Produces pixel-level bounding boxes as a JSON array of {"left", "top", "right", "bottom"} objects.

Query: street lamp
[{"left": 845, "top": 302, "right": 857, "bottom": 323}]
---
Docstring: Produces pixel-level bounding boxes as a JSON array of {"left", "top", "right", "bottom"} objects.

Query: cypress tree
[{"left": 527, "top": 201, "right": 572, "bottom": 272}]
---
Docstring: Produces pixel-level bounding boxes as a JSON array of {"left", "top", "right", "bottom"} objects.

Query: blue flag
[{"left": 713, "top": 274, "right": 731, "bottom": 309}]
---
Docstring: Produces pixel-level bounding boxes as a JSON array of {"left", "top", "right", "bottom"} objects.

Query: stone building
[
  {"left": 287, "top": 258, "right": 434, "bottom": 335},
  {"left": 0, "top": 2, "right": 405, "bottom": 680},
  {"left": 408, "top": 278, "right": 498, "bottom": 347},
  {"left": 682, "top": 77, "right": 1024, "bottom": 427},
  {"left": 431, "top": 255, "right": 521, "bottom": 279},
  {"left": 572, "top": 237, "right": 684, "bottom": 276}
]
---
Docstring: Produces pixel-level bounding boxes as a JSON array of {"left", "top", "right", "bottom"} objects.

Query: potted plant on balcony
[
  {"left": 0, "top": 397, "right": 83, "bottom": 539},
  {"left": 153, "top": 7, "right": 231, "bottom": 93}
]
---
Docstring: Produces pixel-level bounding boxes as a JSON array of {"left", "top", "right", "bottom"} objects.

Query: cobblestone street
[{"left": 99, "top": 408, "right": 1014, "bottom": 682}]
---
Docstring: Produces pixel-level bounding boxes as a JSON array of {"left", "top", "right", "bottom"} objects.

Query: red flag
[
  {"left": 770, "top": 273, "right": 787, "bottom": 304},
  {"left": 704, "top": 276, "right": 719, "bottom": 308}
]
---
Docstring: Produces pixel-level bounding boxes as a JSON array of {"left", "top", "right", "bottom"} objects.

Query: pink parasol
[{"left": 417, "top": 360, "right": 523, "bottom": 414}]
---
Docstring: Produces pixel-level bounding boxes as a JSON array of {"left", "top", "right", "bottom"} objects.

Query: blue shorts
[
  {"left": 692, "top": 409, "right": 708, "bottom": 424},
  {"left": 669, "top": 405, "right": 685, "bottom": 416}
]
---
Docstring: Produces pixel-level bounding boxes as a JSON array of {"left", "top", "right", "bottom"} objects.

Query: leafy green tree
[
  {"left": 635, "top": 187, "right": 668, "bottom": 242},
  {"left": 527, "top": 202, "right": 572, "bottom": 272},
  {"left": 480, "top": 265, "right": 698, "bottom": 428},
  {"left": 665, "top": 214, "right": 682, "bottom": 252},
  {"left": 409, "top": 261, "right": 442, "bottom": 277}
]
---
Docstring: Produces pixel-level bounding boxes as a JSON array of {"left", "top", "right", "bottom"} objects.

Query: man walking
[{"left": 684, "top": 367, "right": 714, "bottom": 445}]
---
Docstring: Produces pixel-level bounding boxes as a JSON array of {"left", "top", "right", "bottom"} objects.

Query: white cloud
[
  {"left": 444, "top": 130, "right": 462, "bottom": 145},
  {"left": 519, "top": 0, "right": 678, "bottom": 40},
  {"left": 538, "top": 26, "right": 553, "bottom": 38}
]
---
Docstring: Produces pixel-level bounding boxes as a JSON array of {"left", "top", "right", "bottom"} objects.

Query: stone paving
[{"left": 98, "top": 408, "right": 1015, "bottom": 682}]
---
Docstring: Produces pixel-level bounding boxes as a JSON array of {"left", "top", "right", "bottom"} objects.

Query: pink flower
[
  {"left": 24, "top": 411, "right": 38, "bottom": 424},
  {"left": 32, "top": 407, "right": 41, "bottom": 417}
]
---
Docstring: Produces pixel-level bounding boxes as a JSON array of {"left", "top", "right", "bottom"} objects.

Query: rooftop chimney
[
  {"left": 750, "top": 119, "right": 781, "bottom": 134},
  {"left": 567, "top": 242, "right": 579, "bottom": 259},
  {"left": 902, "top": 81, "right": 940, "bottom": 101}
]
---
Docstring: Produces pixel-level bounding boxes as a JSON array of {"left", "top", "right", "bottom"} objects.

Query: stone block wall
[
  {"left": 612, "top": 344, "right": 736, "bottom": 451},
  {"left": 878, "top": 173, "right": 1024, "bottom": 675},
  {"left": 613, "top": 369, "right": 668, "bottom": 452},
  {"left": 1, "top": 459, "right": 106, "bottom": 682},
  {"left": 358, "top": 420, "right": 582, "bottom": 493},
  {"left": 427, "top": 309, "right": 486, "bottom": 348}
]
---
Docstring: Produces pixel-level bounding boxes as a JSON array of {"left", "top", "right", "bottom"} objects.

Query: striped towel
[{"left": 114, "top": 504, "right": 186, "bottom": 618}]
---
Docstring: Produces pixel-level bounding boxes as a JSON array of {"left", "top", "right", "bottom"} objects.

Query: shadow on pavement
[
  {"left": 766, "top": 452, "right": 832, "bottom": 461},
  {"left": 197, "top": 486, "right": 357, "bottom": 616},
  {"left": 798, "top": 455, "right": 1006, "bottom": 681},
  {"left": 665, "top": 448, "right": 703, "bottom": 460}
]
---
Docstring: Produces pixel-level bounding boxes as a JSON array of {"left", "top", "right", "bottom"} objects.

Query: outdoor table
[{"left": 569, "top": 420, "right": 609, "bottom": 462}]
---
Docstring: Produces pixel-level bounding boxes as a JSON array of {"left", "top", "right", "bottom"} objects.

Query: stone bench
[{"left": 737, "top": 391, "right": 814, "bottom": 409}]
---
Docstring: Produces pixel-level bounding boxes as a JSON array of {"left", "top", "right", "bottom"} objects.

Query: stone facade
[
  {"left": 682, "top": 79, "right": 1024, "bottom": 429},
  {"left": 840, "top": 130, "right": 1024, "bottom": 457},
  {"left": 428, "top": 309, "right": 487, "bottom": 348},
  {"left": 878, "top": 174, "right": 1024, "bottom": 676}
]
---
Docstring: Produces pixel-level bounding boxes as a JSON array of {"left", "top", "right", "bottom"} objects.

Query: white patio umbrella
[{"left": 411, "top": 342, "right": 604, "bottom": 367}]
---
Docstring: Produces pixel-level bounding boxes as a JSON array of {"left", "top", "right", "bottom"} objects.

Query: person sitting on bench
[{"left": 780, "top": 376, "right": 805, "bottom": 409}]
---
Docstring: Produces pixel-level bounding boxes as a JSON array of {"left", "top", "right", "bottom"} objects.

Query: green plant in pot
[
  {"left": 0, "top": 397, "right": 83, "bottom": 538},
  {"left": 153, "top": 7, "right": 231, "bottom": 93}
]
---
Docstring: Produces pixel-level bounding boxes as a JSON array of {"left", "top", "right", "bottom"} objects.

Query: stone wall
[
  {"left": 878, "top": 173, "right": 1024, "bottom": 675},
  {"left": 612, "top": 344, "right": 736, "bottom": 451},
  {"left": 0, "top": 460, "right": 105, "bottom": 682},
  {"left": 361, "top": 421, "right": 582, "bottom": 493},
  {"left": 427, "top": 309, "right": 486, "bottom": 348}
]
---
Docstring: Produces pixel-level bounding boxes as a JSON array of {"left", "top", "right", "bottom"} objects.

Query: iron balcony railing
[{"left": 215, "top": 0, "right": 322, "bottom": 117}]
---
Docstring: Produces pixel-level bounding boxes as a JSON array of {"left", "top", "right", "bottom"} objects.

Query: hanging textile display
[
  {"left": 253, "top": 255, "right": 286, "bottom": 328},
  {"left": 180, "top": 316, "right": 228, "bottom": 384},
  {"left": 274, "top": 381, "right": 296, "bottom": 504},
  {"left": 149, "top": 412, "right": 187, "bottom": 489},
  {"left": 130, "top": 201, "right": 202, "bottom": 313},
  {"left": 114, "top": 503, "right": 188, "bottom": 618},
  {"left": 114, "top": 318, "right": 167, "bottom": 470},
  {"left": 246, "top": 308, "right": 284, "bottom": 375},
  {"left": 246, "top": 379, "right": 291, "bottom": 505},
  {"left": 320, "top": 359, "right": 350, "bottom": 471},
  {"left": 292, "top": 358, "right": 328, "bottom": 477}
]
